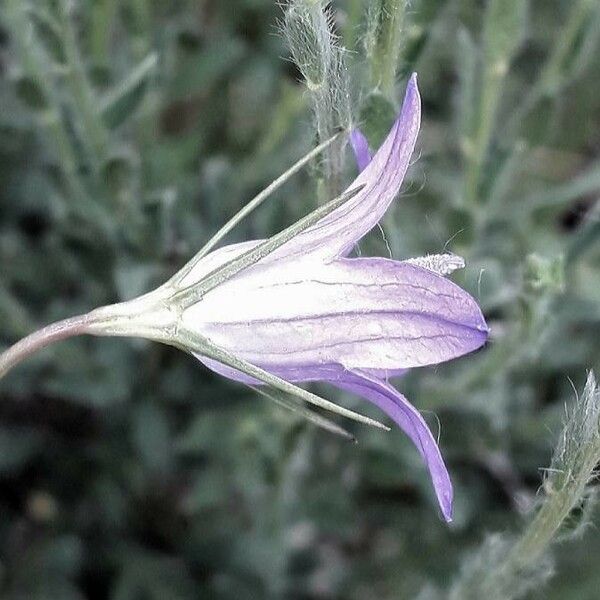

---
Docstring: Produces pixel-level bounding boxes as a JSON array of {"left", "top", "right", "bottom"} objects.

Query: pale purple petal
[
  {"left": 178, "top": 71, "right": 486, "bottom": 524},
  {"left": 262, "top": 73, "right": 421, "bottom": 264},
  {"left": 350, "top": 128, "right": 372, "bottom": 172},
  {"left": 193, "top": 355, "right": 452, "bottom": 521},
  {"left": 332, "top": 370, "right": 453, "bottom": 522},
  {"left": 194, "top": 356, "right": 340, "bottom": 385},
  {"left": 182, "top": 76, "right": 418, "bottom": 283},
  {"left": 183, "top": 256, "right": 488, "bottom": 372}
]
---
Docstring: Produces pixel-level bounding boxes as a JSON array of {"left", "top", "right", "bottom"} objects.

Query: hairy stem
[
  {"left": 464, "top": 0, "right": 525, "bottom": 206},
  {"left": 366, "top": 0, "right": 407, "bottom": 98},
  {"left": 463, "top": 65, "right": 504, "bottom": 205},
  {"left": 283, "top": 0, "right": 351, "bottom": 202},
  {"left": 449, "top": 373, "right": 600, "bottom": 600}
]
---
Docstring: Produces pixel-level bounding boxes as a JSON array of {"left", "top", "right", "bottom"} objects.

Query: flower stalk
[
  {"left": 448, "top": 373, "right": 600, "bottom": 600},
  {"left": 365, "top": 0, "right": 408, "bottom": 98},
  {"left": 0, "top": 315, "right": 92, "bottom": 380},
  {"left": 0, "top": 283, "right": 389, "bottom": 433},
  {"left": 283, "top": 0, "right": 352, "bottom": 201},
  {"left": 0, "top": 165, "right": 385, "bottom": 433},
  {"left": 463, "top": 0, "right": 526, "bottom": 205}
]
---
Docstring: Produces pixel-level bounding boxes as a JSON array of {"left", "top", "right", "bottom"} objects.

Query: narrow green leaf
[
  {"left": 456, "top": 26, "right": 477, "bottom": 145},
  {"left": 251, "top": 385, "right": 356, "bottom": 442},
  {"left": 171, "top": 132, "right": 342, "bottom": 286},
  {"left": 521, "top": 162, "right": 600, "bottom": 214},
  {"left": 174, "top": 183, "right": 365, "bottom": 306},
  {"left": 483, "top": 0, "right": 527, "bottom": 70},
  {"left": 100, "top": 53, "right": 158, "bottom": 129}
]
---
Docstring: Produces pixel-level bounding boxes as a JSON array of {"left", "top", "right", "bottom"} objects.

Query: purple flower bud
[{"left": 350, "top": 127, "right": 372, "bottom": 171}]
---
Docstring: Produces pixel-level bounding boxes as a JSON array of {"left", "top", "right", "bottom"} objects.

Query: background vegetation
[{"left": 0, "top": 0, "right": 599, "bottom": 598}]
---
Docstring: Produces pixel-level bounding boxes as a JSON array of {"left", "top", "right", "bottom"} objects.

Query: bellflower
[
  {"left": 0, "top": 74, "right": 487, "bottom": 522},
  {"left": 179, "top": 74, "right": 487, "bottom": 521}
]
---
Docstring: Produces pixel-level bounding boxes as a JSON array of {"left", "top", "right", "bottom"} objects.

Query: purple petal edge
[
  {"left": 194, "top": 353, "right": 454, "bottom": 523},
  {"left": 332, "top": 370, "right": 453, "bottom": 522},
  {"left": 350, "top": 128, "right": 372, "bottom": 172},
  {"left": 260, "top": 73, "right": 421, "bottom": 264},
  {"left": 180, "top": 71, "right": 482, "bottom": 524}
]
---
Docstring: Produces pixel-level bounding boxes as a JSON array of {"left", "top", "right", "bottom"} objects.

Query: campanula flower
[{"left": 176, "top": 74, "right": 488, "bottom": 521}]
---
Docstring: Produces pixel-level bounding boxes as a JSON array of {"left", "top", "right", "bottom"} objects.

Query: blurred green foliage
[{"left": 0, "top": 0, "right": 599, "bottom": 598}]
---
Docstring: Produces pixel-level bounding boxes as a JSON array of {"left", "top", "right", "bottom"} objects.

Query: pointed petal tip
[
  {"left": 331, "top": 371, "right": 454, "bottom": 523},
  {"left": 440, "top": 491, "right": 454, "bottom": 523},
  {"left": 398, "top": 72, "right": 421, "bottom": 130},
  {"left": 473, "top": 312, "right": 491, "bottom": 340},
  {"left": 433, "top": 462, "right": 453, "bottom": 524},
  {"left": 406, "top": 72, "right": 420, "bottom": 100}
]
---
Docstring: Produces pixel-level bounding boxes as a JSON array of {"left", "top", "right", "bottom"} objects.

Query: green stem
[
  {"left": 368, "top": 0, "right": 407, "bottom": 98},
  {"left": 0, "top": 290, "right": 176, "bottom": 381},
  {"left": 464, "top": 65, "right": 505, "bottom": 205},
  {"left": 507, "top": 493, "right": 573, "bottom": 569},
  {"left": 504, "top": 0, "right": 595, "bottom": 139},
  {"left": 342, "top": 0, "right": 366, "bottom": 51},
  {"left": 284, "top": 1, "right": 350, "bottom": 202},
  {"left": 90, "top": 0, "right": 118, "bottom": 67},
  {"left": 0, "top": 315, "right": 92, "bottom": 380}
]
